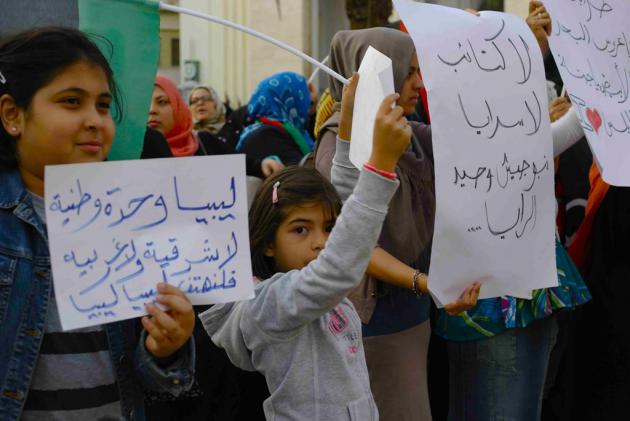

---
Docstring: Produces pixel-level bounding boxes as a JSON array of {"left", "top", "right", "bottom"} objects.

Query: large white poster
[
  {"left": 394, "top": 0, "right": 558, "bottom": 304},
  {"left": 45, "top": 155, "right": 254, "bottom": 331},
  {"left": 545, "top": 0, "right": 630, "bottom": 186}
]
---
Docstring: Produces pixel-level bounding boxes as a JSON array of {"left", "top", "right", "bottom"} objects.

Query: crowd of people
[{"left": 0, "top": 1, "right": 626, "bottom": 420}]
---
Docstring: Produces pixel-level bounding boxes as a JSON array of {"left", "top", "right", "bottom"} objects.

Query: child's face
[
  {"left": 17, "top": 61, "right": 114, "bottom": 178},
  {"left": 265, "top": 202, "right": 336, "bottom": 273}
]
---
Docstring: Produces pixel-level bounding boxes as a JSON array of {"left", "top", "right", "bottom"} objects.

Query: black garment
[
  {"left": 145, "top": 307, "right": 268, "bottom": 421},
  {"left": 196, "top": 131, "right": 264, "bottom": 178},
  {"left": 555, "top": 138, "right": 592, "bottom": 245},
  {"left": 544, "top": 49, "right": 563, "bottom": 96},
  {"left": 141, "top": 127, "right": 173, "bottom": 159},
  {"left": 239, "top": 125, "right": 304, "bottom": 166},
  {"left": 216, "top": 105, "right": 254, "bottom": 150},
  {"left": 572, "top": 186, "right": 630, "bottom": 420},
  {"left": 140, "top": 127, "right": 263, "bottom": 177},
  {"left": 305, "top": 111, "right": 316, "bottom": 141},
  {"left": 542, "top": 141, "right": 591, "bottom": 421}
]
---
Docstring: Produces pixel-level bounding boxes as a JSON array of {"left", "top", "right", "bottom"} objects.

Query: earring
[{"left": 11, "top": 127, "right": 17, "bottom": 132}]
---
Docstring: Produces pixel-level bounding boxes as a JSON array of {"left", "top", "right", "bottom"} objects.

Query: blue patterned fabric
[
  {"left": 236, "top": 72, "right": 314, "bottom": 152},
  {"left": 435, "top": 240, "right": 591, "bottom": 341}
]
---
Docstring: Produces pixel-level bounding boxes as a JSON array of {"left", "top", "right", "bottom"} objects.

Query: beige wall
[
  {"left": 180, "top": 0, "right": 311, "bottom": 107},
  {"left": 159, "top": 10, "right": 181, "bottom": 84},
  {"left": 504, "top": 0, "right": 529, "bottom": 18}
]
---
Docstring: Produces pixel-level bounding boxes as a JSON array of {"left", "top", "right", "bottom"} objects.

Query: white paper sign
[
  {"left": 544, "top": 0, "right": 630, "bottom": 186},
  {"left": 45, "top": 155, "right": 255, "bottom": 331},
  {"left": 350, "top": 46, "right": 395, "bottom": 168},
  {"left": 394, "top": 0, "right": 557, "bottom": 304}
]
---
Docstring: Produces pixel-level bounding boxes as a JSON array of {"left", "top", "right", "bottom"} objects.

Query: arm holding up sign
[{"left": 334, "top": 70, "right": 481, "bottom": 315}]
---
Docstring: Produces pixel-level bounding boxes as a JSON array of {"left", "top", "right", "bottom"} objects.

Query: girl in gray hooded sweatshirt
[{"left": 200, "top": 79, "right": 410, "bottom": 421}]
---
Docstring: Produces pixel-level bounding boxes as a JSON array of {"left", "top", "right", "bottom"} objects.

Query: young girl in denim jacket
[{"left": 0, "top": 27, "right": 195, "bottom": 420}]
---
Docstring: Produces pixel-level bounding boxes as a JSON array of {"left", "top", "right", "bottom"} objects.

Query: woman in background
[
  {"left": 236, "top": 71, "right": 314, "bottom": 166},
  {"left": 148, "top": 75, "right": 282, "bottom": 178}
]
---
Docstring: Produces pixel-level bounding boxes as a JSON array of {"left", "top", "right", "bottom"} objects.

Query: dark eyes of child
[
  {"left": 59, "top": 97, "right": 111, "bottom": 111},
  {"left": 60, "top": 97, "right": 80, "bottom": 105},
  {"left": 294, "top": 226, "right": 307, "bottom": 235}
]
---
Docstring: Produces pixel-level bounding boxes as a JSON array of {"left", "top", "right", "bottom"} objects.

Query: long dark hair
[
  {"left": 0, "top": 26, "right": 122, "bottom": 169},
  {"left": 249, "top": 166, "right": 342, "bottom": 279}
]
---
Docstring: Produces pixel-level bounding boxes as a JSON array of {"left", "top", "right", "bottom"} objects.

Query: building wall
[
  {"left": 179, "top": 0, "right": 312, "bottom": 106},
  {"left": 310, "top": 0, "right": 350, "bottom": 91},
  {"left": 504, "top": 0, "right": 528, "bottom": 18}
]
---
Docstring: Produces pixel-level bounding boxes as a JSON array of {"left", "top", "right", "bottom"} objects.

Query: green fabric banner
[{"left": 79, "top": 0, "right": 160, "bottom": 160}]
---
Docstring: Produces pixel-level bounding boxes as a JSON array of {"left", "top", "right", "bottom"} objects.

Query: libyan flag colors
[{"left": 0, "top": 0, "right": 160, "bottom": 160}]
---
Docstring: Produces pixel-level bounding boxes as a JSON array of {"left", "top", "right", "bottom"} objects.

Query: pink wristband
[{"left": 363, "top": 163, "right": 398, "bottom": 180}]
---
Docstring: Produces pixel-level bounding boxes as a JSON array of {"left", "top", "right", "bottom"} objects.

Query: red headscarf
[{"left": 154, "top": 75, "right": 199, "bottom": 156}]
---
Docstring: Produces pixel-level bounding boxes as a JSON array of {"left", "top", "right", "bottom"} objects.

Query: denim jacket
[{"left": 0, "top": 169, "right": 195, "bottom": 421}]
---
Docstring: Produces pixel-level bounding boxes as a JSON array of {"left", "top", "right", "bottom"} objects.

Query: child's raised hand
[
  {"left": 338, "top": 73, "right": 359, "bottom": 141},
  {"left": 142, "top": 283, "right": 195, "bottom": 359},
  {"left": 368, "top": 94, "right": 412, "bottom": 173},
  {"left": 443, "top": 282, "right": 482, "bottom": 316}
]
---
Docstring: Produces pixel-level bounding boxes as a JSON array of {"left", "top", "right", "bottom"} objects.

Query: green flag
[
  {"left": 0, "top": 0, "right": 161, "bottom": 160},
  {"left": 79, "top": 0, "right": 160, "bottom": 160}
]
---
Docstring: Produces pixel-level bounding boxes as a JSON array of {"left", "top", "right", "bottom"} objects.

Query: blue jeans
[{"left": 447, "top": 314, "right": 558, "bottom": 421}]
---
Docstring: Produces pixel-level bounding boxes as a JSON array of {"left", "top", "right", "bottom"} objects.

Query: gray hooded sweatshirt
[{"left": 200, "top": 158, "right": 398, "bottom": 421}]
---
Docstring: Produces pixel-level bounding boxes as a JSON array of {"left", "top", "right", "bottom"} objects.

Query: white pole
[
  {"left": 159, "top": 2, "right": 349, "bottom": 86},
  {"left": 308, "top": 56, "right": 329, "bottom": 85}
]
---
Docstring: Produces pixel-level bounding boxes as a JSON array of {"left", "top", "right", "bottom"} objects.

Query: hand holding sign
[
  {"left": 142, "top": 282, "right": 195, "bottom": 359},
  {"left": 46, "top": 155, "right": 254, "bottom": 331},
  {"left": 339, "top": 73, "right": 360, "bottom": 141},
  {"left": 369, "top": 94, "right": 411, "bottom": 173}
]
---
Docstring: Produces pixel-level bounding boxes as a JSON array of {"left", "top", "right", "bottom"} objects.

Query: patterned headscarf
[{"left": 236, "top": 72, "right": 314, "bottom": 153}]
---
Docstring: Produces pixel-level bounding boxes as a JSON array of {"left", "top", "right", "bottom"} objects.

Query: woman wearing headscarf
[
  {"left": 319, "top": 28, "right": 482, "bottom": 421},
  {"left": 236, "top": 71, "right": 314, "bottom": 165},
  {"left": 321, "top": 25, "right": 590, "bottom": 421},
  {"left": 189, "top": 85, "right": 227, "bottom": 135},
  {"left": 148, "top": 75, "right": 283, "bottom": 177}
]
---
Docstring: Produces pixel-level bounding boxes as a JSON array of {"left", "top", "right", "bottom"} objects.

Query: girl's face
[
  {"left": 15, "top": 61, "right": 114, "bottom": 181},
  {"left": 189, "top": 88, "right": 216, "bottom": 122},
  {"left": 397, "top": 53, "right": 424, "bottom": 116},
  {"left": 148, "top": 86, "right": 174, "bottom": 135},
  {"left": 264, "top": 202, "right": 335, "bottom": 273}
]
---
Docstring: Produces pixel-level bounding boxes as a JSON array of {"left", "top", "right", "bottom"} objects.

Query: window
[{"left": 171, "top": 38, "right": 180, "bottom": 67}]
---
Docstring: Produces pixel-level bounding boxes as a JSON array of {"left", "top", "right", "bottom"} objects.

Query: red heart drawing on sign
[{"left": 586, "top": 108, "right": 602, "bottom": 134}]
